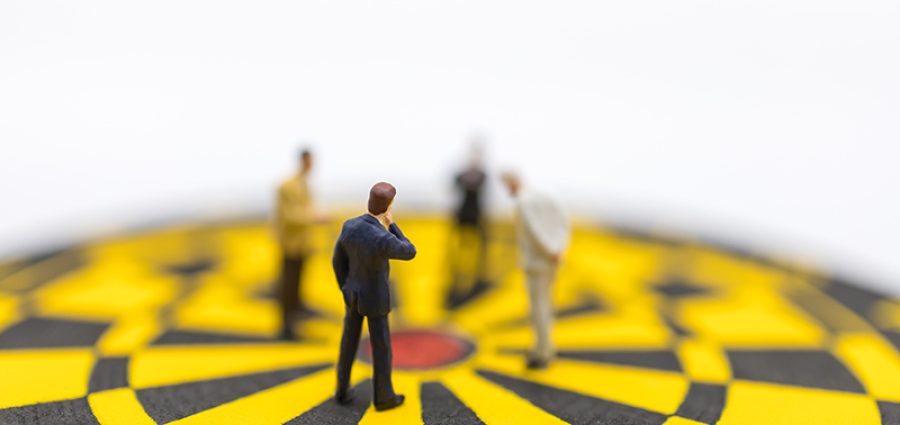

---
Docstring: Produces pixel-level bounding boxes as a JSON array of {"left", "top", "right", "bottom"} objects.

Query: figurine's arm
[
  {"left": 381, "top": 224, "right": 417, "bottom": 261},
  {"left": 284, "top": 204, "right": 316, "bottom": 225},
  {"left": 273, "top": 187, "right": 287, "bottom": 245},
  {"left": 332, "top": 239, "right": 349, "bottom": 289},
  {"left": 279, "top": 185, "right": 317, "bottom": 226},
  {"left": 520, "top": 195, "right": 569, "bottom": 258}
]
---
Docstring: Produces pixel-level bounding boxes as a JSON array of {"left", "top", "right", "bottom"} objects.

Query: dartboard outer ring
[{"left": 1, "top": 215, "right": 899, "bottom": 425}]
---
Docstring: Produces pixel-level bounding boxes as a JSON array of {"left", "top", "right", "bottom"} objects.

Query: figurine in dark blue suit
[{"left": 333, "top": 182, "right": 416, "bottom": 411}]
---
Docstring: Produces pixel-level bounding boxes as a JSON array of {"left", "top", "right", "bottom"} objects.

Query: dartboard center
[{"left": 359, "top": 329, "right": 475, "bottom": 370}]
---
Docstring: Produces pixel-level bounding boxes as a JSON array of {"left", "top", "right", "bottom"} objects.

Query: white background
[{"left": 1, "top": 0, "right": 898, "bottom": 294}]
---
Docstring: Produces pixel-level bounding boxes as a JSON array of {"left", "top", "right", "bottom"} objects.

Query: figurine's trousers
[
  {"left": 455, "top": 221, "right": 488, "bottom": 279},
  {"left": 336, "top": 306, "right": 396, "bottom": 404},
  {"left": 279, "top": 255, "right": 306, "bottom": 332},
  {"left": 526, "top": 267, "right": 556, "bottom": 361}
]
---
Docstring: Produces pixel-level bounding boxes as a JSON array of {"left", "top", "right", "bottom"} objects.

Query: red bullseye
[{"left": 359, "top": 329, "right": 474, "bottom": 370}]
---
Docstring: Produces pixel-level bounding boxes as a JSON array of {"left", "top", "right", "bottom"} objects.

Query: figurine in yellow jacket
[{"left": 274, "top": 148, "right": 325, "bottom": 340}]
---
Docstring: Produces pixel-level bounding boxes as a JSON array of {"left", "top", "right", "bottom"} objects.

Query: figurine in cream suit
[{"left": 501, "top": 171, "right": 570, "bottom": 369}]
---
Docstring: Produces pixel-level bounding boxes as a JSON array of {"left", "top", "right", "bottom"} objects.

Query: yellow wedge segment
[
  {"left": 442, "top": 369, "right": 567, "bottom": 425},
  {"left": 478, "top": 352, "right": 688, "bottom": 415},
  {"left": 35, "top": 260, "right": 177, "bottom": 320},
  {"left": 0, "top": 349, "right": 94, "bottom": 408},
  {"left": 718, "top": 381, "right": 880, "bottom": 425},
  {"left": 170, "top": 367, "right": 339, "bottom": 425},
  {"left": 88, "top": 388, "right": 156, "bottom": 425},
  {"left": 679, "top": 287, "right": 826, "bottom": 348},
  {"left": 173, "top": 279, "right": 279, "bottom": 336},
  {"left": 452, "top": 272, "right": 529, "bottom": 336},
  {"left": 834, "top": 333, "right": 900, "bottom": 402},
  {"left": 677, "top": 339, "right": 731, "bottom": 383},
  {"left": 514, "top": 307, "right": 671, "bottom": 350},
  {"left": 130, "top": 343, "right": 335, "bottom": 388},
  {"left": 0, "top": 292, "right": 18, "bottom": 332},
  {"left": 872, "top": 300, "right": 900, "bottom": 330},
  {"left": 97, "top": 312, "right": 162, "bottom": 355}
]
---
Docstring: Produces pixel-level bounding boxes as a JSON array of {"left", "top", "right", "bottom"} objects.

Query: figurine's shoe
[
  {"left": 297, "top": 306, "right": 318, "bottom": 320},
  {"left": 277, "top": 328, "right": 296, "bottom": 341},
  {"left": 374, "top": 394, "right": 405, "bottom": 411},
  {"left": 526, "top": 357, "right": 549, "bottom": 370},
  {"left": 334, "top": 389, "right": 355, "bottom": 405}
]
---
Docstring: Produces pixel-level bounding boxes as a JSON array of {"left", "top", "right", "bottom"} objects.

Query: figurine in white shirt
[{"left": 501, "top": 171, "right": 570, "bottom": 369}]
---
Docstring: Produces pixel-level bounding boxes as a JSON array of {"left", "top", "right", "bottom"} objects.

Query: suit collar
[{"left": 361, "top": 213, "right": 382, "bottom": 227}]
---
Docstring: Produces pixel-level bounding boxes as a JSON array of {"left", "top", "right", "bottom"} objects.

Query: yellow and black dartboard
[{"left": 1, "top": 215, "right": 900, "bottom": 424}]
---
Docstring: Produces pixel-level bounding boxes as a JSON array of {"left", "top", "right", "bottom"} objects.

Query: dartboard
[{"left": 1, "top": 215, "right": 900, "bottom": 425}]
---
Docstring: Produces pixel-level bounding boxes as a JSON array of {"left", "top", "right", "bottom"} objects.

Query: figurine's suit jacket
[
  {"left": 332, "top": 214, "right": 416, "bottom": 316},
  {"left": 274, "top": 173, "right": 316, "bottom": 258},
  {"left": 515, "top": 188, "right": 570, "bottom": 272}
]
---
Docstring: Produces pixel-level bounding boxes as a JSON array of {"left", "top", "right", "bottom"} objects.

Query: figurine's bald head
[{"left": 368, "top": 182, "right": 396, "bottom": 215}]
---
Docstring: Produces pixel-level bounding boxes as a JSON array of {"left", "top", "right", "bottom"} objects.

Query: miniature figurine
[
  {"left": 333, "top": 182, "right": 416, "bottom": 411},
  {"left": 454, "top": 140, "right": 487, "bottom": 245},
  {"left": 501, "top": 171, "right": 570, "bottom": 369},
  {"left": 448, "top": 140, "right": 489, "bottom": 305},
  {"left": 273, "top": 147, "right": 326, "bottom": 340}
]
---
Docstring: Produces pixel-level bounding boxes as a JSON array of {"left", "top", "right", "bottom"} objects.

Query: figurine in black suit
[
  {"left": 332, "top": 182, "right": 416, "bottom": 411},
  {"left": 448, "top": 141, "right": 488, "bottom": 305}
]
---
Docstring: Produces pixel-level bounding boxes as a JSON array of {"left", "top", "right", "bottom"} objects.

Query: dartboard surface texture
[{"left": 1, "top": 215, "right": 900, "bottom": 425}]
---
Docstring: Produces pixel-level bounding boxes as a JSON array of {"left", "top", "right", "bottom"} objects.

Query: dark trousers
[
  {"left": 336, "top": 304, "right": 396, "bottom": 404},
  {"left": 279, "top": 255, "right": 305, "bottom": 335}
]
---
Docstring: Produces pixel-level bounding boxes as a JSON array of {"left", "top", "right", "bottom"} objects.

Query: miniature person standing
[
  {"left": 454, "top": 143, "right": 487, "bottom": 239},
  {"left": 448, "top": 143, "right": 488, "bottom": 303},
  {"left": 333, "top": 182, "right": 415, "bottom": 411},
  {"left": 501, "top": 171, "right": 570, "bottom": 369},
  {"left": 273, "top": 148, "right": 324, "bottom": 340}
]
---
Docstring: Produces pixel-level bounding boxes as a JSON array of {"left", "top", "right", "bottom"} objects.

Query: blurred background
[{"left": 1, "top": 0, "right": 898, "bottom": 294}]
